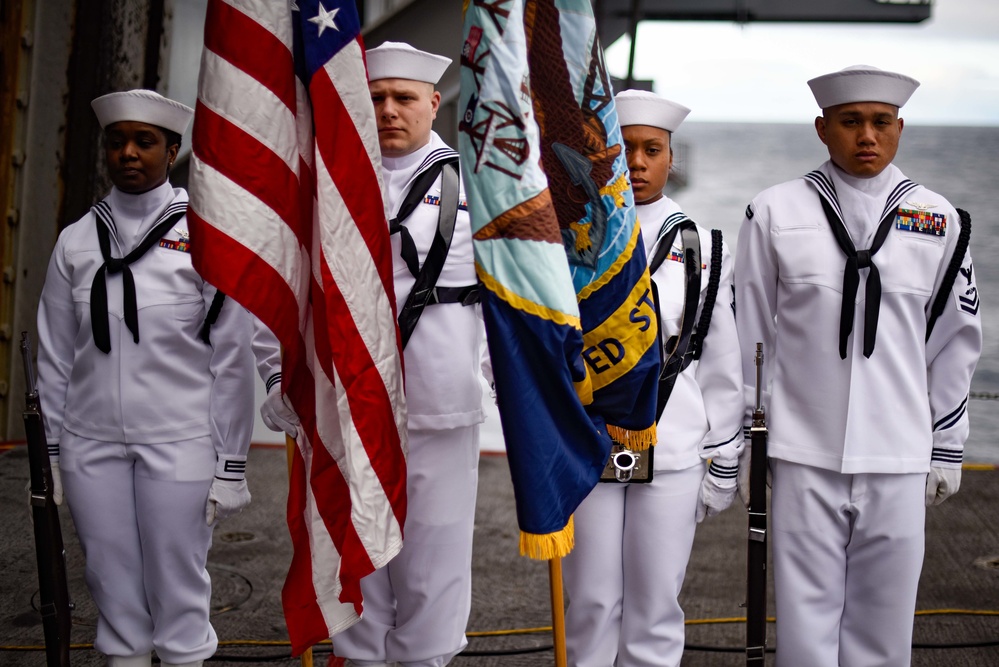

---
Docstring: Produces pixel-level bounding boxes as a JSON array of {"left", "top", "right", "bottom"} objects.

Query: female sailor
[
  {"left": 562, "top": 90, "right": 744, "bottom": 667},
  {"left": 35, "top": 89, "right": 255, "bottom": 667}
]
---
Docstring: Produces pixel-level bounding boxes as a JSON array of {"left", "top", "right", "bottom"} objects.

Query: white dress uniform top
[
  {"left": 332, "top": 42, "right": 486, "bottom": 667},
  {"left": 564, "top": 90, "right": 744, "bottom": 667},
  {"left": 735, "top": 66, "right": 982, "bottom": 667},
  {"left": 36, "top": 91, "right": 255, "bottom": 667}
]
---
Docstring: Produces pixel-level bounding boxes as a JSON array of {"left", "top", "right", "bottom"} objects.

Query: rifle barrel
[
  {"left": 21, "top": 331, "right": 73, "bottom": 667},
  {"left": 21, "top": 332, "right": 37, "bottom": 396}
]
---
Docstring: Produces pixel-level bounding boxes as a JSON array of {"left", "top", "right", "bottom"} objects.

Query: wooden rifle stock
[
  {"left": 21, "top": 332, "right": 73, "bottom": 667},
  {"left": 746, "top": 342, "right": 768, "bottom": 664}
]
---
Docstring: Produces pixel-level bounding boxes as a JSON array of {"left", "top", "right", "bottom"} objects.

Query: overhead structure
[
  {"left": 593, "top": 0, "right": 932, "bottom": 46},
  {"left": 0, "top": 0, "right": 935, "bottom": 439},
  {"left": 361, "top": 0, "right": 933, "bottom": 142}
]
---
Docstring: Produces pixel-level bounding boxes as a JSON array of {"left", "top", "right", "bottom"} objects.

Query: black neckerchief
[
  {"left": 803, "top": 170, "right": 918, "bottom": 359},
  {"left": 90, "top": 199, "right": 187, "bottom": 354}
]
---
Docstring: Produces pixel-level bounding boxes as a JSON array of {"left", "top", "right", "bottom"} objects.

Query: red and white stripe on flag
[{"left": 187, "top": 0, "right": 408, "bottom": 655}]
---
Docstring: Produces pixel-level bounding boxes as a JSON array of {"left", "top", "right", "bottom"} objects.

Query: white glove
[
  {"left": 925, "top": 465, "right": 961, "bottom": 506},
  {"left": 25, "top": 458, "right": 64, "bottom": 512},
  {"left": 738, "top": 444, "right": 751, "bottom": 507},
  {"left": 49, "top": 443, "right": 63, "bottom": 506},
  {"left": 696, "top": 460, "right": 739, "bottom": 523},
  {"left": 50, "top": 461, "right": 63, "bottom": 506},
  {"left": 260, "top": 381, "right": 300, "bottom": 438},
  {"left": 737, "top": 442, "right": 771, "bottom": 508},
  {"left": 206, "top": 455, "right": 251, "bottom": 525}
]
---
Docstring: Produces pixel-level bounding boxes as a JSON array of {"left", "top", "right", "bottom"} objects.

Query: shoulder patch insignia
[
  {"left": 956, "top": 263, "right": 980, "bottom": 316},
  {"left": 896, "top": 208, "right": 946, "bottom": 237},
  {"left": 745, "top": 204, "right": 754, "bottom": 220}
]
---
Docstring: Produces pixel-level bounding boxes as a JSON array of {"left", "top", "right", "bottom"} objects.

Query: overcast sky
[{"left": 604, "top": 0, "right": 999, "bottom": 125}]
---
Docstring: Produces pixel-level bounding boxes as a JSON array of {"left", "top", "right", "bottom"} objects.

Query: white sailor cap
[
  {"left": 807, "top": 65, "right": 920, "bottom": 110},
  {"left": 366, "top": 41, "right": 452, "bottom": 84},
  {"left": 92, "top": 89, "right": 194, "bottom": 134},
  {"left": 615, "top": 89, "right": 691, "bottom": 133}
]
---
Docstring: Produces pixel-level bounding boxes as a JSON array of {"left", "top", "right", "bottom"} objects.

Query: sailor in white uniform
[
  {"left": 735, "top": 66, "right": 982, "bottom": 667},
  {"left": 35, "top": 90, "right": 256, "bottom": 667},
  {"left": 331, "top": 42, "right": 487, "bottom": 667},
  {"left": 563, "top": 90, "right": 744, "bottom": 667}
]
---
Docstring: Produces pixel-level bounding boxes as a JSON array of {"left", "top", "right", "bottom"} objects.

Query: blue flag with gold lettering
[{"left": 459, "top": 0, "right": 659, "bottom": 559}]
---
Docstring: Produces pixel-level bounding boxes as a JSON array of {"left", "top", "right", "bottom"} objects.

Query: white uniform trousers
[
  {"left": 771, "top": 459, "right": 926, "bottom": 667},
  {"left": 333, "top": 425, "right": 480, "bottom": 667},
  {"left": 563, "top": 463, "right": 703, "bottom": 667},
  {"left": 60, "top": 432, "right": 217, "bottom": 664}
]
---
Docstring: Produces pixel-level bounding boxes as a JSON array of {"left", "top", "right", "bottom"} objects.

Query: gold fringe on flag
[
  {"left": 607, "top": 423, "right": 657, "bottom": 451},
  {"left": 519, "top": 515, "right": 575, "bottom": 560}
]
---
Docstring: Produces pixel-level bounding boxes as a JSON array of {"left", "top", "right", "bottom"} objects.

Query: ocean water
[{"left": 668, "top": 122, "right": 999, "bottom": 462}]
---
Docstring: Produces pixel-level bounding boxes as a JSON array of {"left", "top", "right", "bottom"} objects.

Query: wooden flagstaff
[
  {"left": 286, "top": 433, "right": 315, "bottom": 667},
  {"left": 549, "top": 557, "right": 568, "bottom": 667}
]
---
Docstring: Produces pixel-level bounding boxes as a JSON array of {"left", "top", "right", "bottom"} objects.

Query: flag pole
[
  {"left": 286, "top": 433, "right": 315, "bottom": 667},
  {"left": 548, "top": 557, "right": 568, "bottom": 667}
]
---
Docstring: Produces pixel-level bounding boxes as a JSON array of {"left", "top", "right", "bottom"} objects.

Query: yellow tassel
[
  {"left": 607, "top": 423, "right": 658, "bottom": 451},
  {"left": 519, "top": 516, "right": 575, "bottom": 560}
]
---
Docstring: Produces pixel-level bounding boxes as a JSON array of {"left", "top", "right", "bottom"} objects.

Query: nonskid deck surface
[{"left": 2, "top": 407, "right": 998, "bottom": 666}]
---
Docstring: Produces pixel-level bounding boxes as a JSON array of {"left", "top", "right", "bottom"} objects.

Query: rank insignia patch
[
  {"left": 957, "top": 264, "right": 980, "bottom": 316},
  {"left": 895, "top": 208, "right": 946, "bottom": 237},
  {"left": 159, "top": 238, "right": 191, "bottom": 253}
]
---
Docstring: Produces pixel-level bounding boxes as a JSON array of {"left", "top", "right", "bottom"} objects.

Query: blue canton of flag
[{"left": 295, "top": 0, "right": 362, "bottom": 81}]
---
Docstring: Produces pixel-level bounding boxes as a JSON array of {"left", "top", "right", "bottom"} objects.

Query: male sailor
[
  {"left": 331, "top": 42, "right": 487, "bottom": 667},
  {"left": 734, "top": 66, "right": 982, "bottom": 666}
]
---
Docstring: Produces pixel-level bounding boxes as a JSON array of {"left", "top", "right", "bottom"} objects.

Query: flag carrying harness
[
  {"left": 392, "top": 158, "right": 480, "bottom": 349},
  {"left": 647, "top": 219, "right": 723, "bottom": 420}
]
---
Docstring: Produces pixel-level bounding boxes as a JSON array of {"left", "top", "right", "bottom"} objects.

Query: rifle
[
  {"left": 21, "top": 332, "right": 73, "bottom": 667},
  {"left": 746, "top": 342, "right": 768, "bottom": 665}
]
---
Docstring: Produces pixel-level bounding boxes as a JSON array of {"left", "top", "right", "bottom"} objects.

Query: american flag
[{"left": 187, "top": 0, "right": 408, "bottom": 655}]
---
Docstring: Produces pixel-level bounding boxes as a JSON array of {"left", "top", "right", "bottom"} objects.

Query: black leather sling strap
[
  {"left": 690, "top": 229, "right": 724, "bottom": 361},
  {"left": 396, "top": 159, "right": 461, "bottom": 349},
  {"left": 648, "top": 221, "right": 701, "bottom": 420},
  {"left": 926, "top": 208, "right": 972, "bottom": 340},
  {"left": 91, "top": 210, "right": 186, "bottom": 354},
  {"left": 817, "top": 197, "right": 898, "bottom": 360}
]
